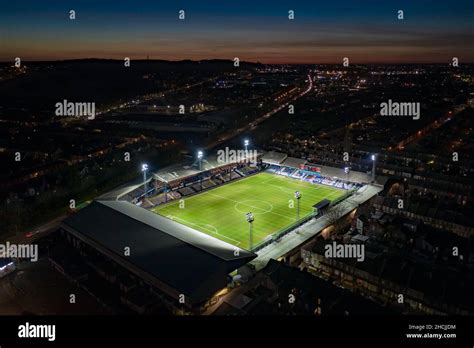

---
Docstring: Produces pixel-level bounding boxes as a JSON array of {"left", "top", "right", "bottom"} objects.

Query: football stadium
[
  {"left": 153, "top": 172, "right": 346, "bottom": 250},
  {"left": 59, "top": 149, "right": 378, "bottom": 312}
]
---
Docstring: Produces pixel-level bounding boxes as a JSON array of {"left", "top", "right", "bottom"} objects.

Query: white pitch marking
[
  {"left": 205, "top": 192, "right": 293, "bottom": 220},
  {"left": 170, "top": 215, "right": 241, "bottom": 245}
]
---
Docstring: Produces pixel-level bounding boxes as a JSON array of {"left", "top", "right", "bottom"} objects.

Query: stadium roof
[
  {"left": 97, "top": 175, "right": 152, "bottom": 201},
  {"left": 281, "top": 157, "right": 307, "bottom": 168},
  {"left": 153, "top": 152, "right": 262, "bottom": 184},
  {"left": 0, "top": 258, "right": 13, "bottom": 268},
  {"left": 97, "top": 151, "right": 262, "bottom": 200},
  {"left": 307, "top": 163, "right": 370, "bottom": 184},
  {"left": 261, "top": 151, "right": 287, "bottom": 165},
  {"left": 61, "top": 200, "right": 256, "bottom": 304}
]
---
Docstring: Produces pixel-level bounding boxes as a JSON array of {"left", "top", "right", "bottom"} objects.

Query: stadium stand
[
  {"left": 213, "top": 176, "right": 224, "bottom": 184},
  {"left": 261, "top": 151, "right": 288, "bottom": 165},
  {"left": 191, "top": 182, "right": 202, "bottom": 191},
  {"left": 149, "top": 193, "right": 167, "bottom": 206},
  {"left": 264, "top": 162, "right": 364, "bottom": 192},
  {"left": 230, "top": 171, "right": 241, "bottom": 180},
  {"left": 127, "top": 150, "right": 366, "bottom": 210},
  {"left": 177, "top": 187, "right": 194, "bottom": 196},
  {"left": 281, "top": 156, "right": 307, "bottom": 169},
  {"left": 201, "top": 179, "right": 216, "bottom": 189},
  {"left": 167, "top": 192, "right": 181, "bottom": 200},
  {"left": 266, "top": 164, "right": 280, "bottom": 173},
  {"left": 60, "top": 200, "right": 256, "bottom": 311},
  {"left": 280, "top": 166, "right": 296, "bottom": 176},
  {"left": 239, "top": 165, "right": 259, "bottom": 176}
]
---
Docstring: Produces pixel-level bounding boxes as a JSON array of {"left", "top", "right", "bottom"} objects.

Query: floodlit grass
[{"left": 153, "top": 172, "right": 345, "bottom": 250}]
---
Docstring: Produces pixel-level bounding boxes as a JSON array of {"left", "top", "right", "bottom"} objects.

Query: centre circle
[{"left": 234, "top": 200, "right": 273, "bottom": 214}]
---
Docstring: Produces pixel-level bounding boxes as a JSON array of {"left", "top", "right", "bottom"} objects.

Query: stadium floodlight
[
  {"left": 244, "top": 139, "right": 250, "bottom": 153},
  {"left": 141, "top": 163, "right": 149, "bottom": 197},
  {"left": 246, "top": 212, "right": 255, "bottom": 250},
  {"left": 344, "top": 166, "right": 350, "bottom": 182},
  {"left": 371, "top": 154, "right": 377, "bottom": 183},
  {"left": 246, "top": 212, "right": 255, "bottom": 223},
  {"left": 197, "top": 150, "right": 203, "bottom": 171}
]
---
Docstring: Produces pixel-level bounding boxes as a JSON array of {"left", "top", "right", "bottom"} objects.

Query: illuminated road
[
  {"left": 96, "top": 76, "right": 219, "bottom": 116},
  {"left": 3, "top": 214, "right": 67, "bottom": 246},
  {"left": 2, "top": 73, "right": 313, "bottom": 240},
  {"left": 207, "top": 72, "right": 313, "bottom": 149}
]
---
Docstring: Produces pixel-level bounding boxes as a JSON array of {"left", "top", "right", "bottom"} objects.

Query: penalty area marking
[
  {"left": 167, "top": 215, "right": 241, "bottom": 245},
  {"left": 266, "top": 182, "right": 337, "bottom": 203}
]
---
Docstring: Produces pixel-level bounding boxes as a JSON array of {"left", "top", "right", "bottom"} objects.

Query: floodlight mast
[
  {"left": 244, "top": 139, "right": 249, "bottom": 155},
  {"left": 344, "top": 166, "right": 350, "bottom": 182},
  {"left": 197, "top": 151, "right": 204, "bottom": 189},
  {"left": 294, "top": 191, "right": 301, "bottom": 221},
  {"left": 246, "top": 212, "right": 255, "bottom": 250},
  {"left": 197, "top": 151, "right": 203, "bottom": 171},
  {"left": 141, "top": 164, "right": 148, "bottom": 197},
  {"left": 371, "top": 154, "right": 376, "bottom": 183}
]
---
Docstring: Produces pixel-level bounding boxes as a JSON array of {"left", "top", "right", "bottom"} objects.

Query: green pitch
[{"left": 152, "top": 172, "right": 346, "bottom": 250}]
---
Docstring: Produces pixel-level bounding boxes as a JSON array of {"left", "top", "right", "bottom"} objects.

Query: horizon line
[{"left": 1, "top": 58, "right": 473, "bottom": 65}]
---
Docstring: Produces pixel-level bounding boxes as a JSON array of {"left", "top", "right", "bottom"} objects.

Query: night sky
[{"left": 1, "top": 0, "right": 473, "bottom": 63}]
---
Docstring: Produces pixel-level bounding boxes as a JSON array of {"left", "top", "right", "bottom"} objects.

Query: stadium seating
[
  {"left": 148, "top": 193, "right": 167, "bottom": 206},
  {"left": 266, "top": 164, "right": 280, "bottom": 173},
  {"left": 213, "top": 176, "right": 224, "bottom": 184},
  {"left": 191, "top": 183, "right": 202, "bottom": 191},
  {"left": 144, "top": 161, "right": 364, "bottom": 209},
  {"left": 177, "top": 187, "right": 194, "bottom": 196},
  {"left": 201, "top": 179, "right": 216, "bottom": 189},
  {"left": 167, "top": 192, "right": 181, "bottom": 200},
  {"left": 264, "top": 163, "right": 364, "bottom": 192},
  {"left": 280, "top": 167, "right": 296, "bottom": 176}
]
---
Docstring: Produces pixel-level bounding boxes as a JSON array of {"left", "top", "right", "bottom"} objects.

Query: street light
[
  {"left": 246, "top": 212, "right": 255, "bottom": 250},
  {"left": 141, "top": 163, "right": 149, "bottom": 197}
]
